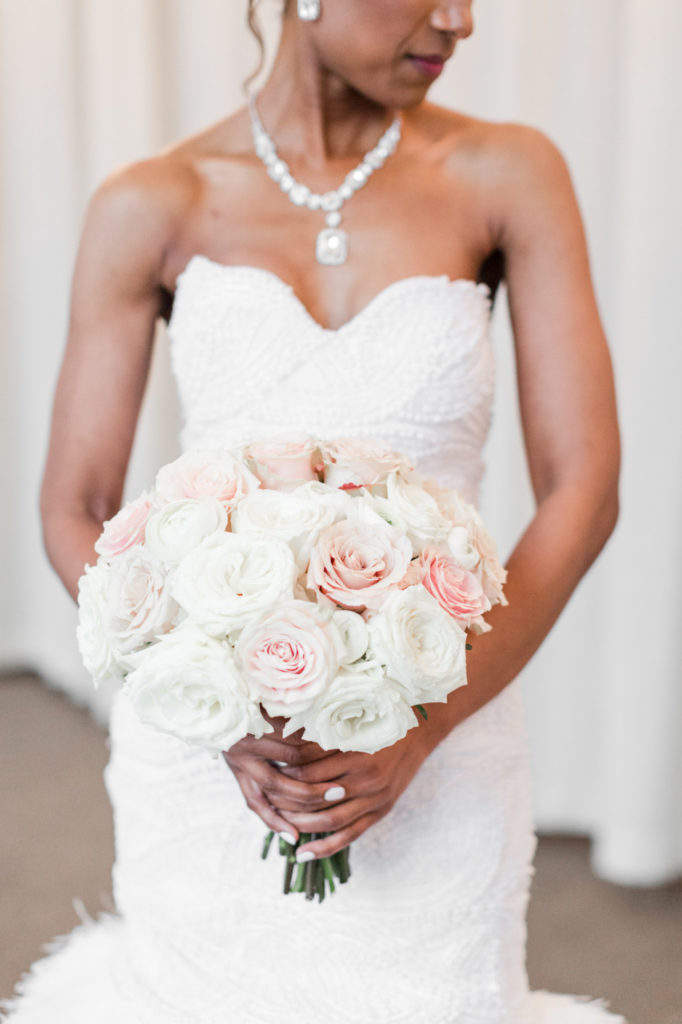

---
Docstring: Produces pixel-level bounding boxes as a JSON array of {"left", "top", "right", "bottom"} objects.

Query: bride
[{"left": 4, "top": 1, "right": 623, "bottom": 1021}]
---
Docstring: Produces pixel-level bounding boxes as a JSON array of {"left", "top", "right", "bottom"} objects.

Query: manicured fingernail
[
  {"left": 296, "top": 849, "right": 316, "bottom": 863},
  {"left": 273, "top": 760, "right": 288, "bottom": 767},
  {"left": 324, "top": 785, "right": 346, "bottom": 802},
  {"left": 278, "top": 830, "right": 296, "bottom": 845}
]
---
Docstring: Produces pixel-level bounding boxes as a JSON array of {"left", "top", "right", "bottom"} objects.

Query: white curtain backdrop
[{"left": 1, "top": 0, "right": 680, "bottom": 886}]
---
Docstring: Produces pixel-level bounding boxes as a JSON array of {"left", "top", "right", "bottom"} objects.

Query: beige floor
[{"left": 1, "top": 674, "right": 680, "bottom": 1023}]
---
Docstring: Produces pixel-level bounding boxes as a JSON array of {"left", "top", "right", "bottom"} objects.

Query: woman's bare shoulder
[
  {"left": 83, "top": 152, "right": 200, "bottom": 268},
  {"left": 419, "top": 101, "right": 568, "bottom": 183},
  {"left": 81, "top": 109, "right": 250, "bottom": 280},
  {"left": 416, "top": 102, "right": 574, "bottom": 256}
]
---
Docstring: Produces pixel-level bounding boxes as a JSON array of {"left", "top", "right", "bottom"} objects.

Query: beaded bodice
[{"left": 167, "top": 255, "right": 495, "bottom": 503}]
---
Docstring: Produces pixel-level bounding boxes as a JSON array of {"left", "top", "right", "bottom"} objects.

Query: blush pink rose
[
  {"left": 95, "top": 494, "right": 152, "bottom": 560},
  {"left": 154, "top": 449, "right": 261, "bottom": 513},
  {"left": 320, "top": 437, "right": 414, "bottom": 490},
  {"left": 419, "top": 546, "right": 492, "bottom": 631},
  {"left": 307, "top": 517, "right": 412, "bottom": 612},
  {"left": 244, "top": 436, "right": 322, "bottom": 492},
  {"left": 235, "top": 601, "right": 341, "bottom": 717}
]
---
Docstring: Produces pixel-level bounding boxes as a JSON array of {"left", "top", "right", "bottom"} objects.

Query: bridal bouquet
[{"left": 77, "top": 436, "right": 507, "bottom": 901}]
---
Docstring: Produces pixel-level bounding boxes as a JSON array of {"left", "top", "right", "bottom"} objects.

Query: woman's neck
[{"left": 252, "top": 20, "right": 399, "bottom": 167}]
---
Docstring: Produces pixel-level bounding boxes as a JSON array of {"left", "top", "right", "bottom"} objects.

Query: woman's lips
[{"left": 407, "top": 54, "right": 446, "bottom": 78}]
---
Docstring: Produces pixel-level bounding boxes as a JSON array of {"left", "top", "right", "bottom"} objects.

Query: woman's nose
[{"left": 430, "top": 2, "right": 474, "bottom": 39}]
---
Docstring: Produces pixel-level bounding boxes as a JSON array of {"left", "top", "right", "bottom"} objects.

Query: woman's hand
[
  {"left": 222, "top": 717, "right": 340, "bottom": 843},
  {"left": 264, "top": 724, "right": 432, "bottom": 860}
]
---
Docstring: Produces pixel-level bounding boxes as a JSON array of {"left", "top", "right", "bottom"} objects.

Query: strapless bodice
[{"left": 167, "top": 255, "right": 495, "bottom": 503}]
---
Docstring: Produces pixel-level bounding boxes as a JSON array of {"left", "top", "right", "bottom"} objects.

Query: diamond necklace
[{"left": 247, "top": 90, "right": 403, "bottom": 266}]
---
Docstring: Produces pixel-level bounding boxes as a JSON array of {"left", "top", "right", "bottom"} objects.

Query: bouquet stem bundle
[{"left": 262, "top": 831, "right": 351, "bottom": 902}]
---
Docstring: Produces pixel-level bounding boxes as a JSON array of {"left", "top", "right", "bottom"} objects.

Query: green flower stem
[
  {"left": 283, "top": 853, "right": 295, "bottom": 894},
  {"left": 341, "top": 846, "right": 351, "bottom": 881},
  {"left": 304, "top": 834, "right": 320, "bottom": 901},
  {"left": 292, "top": 861, "right": 307, "bottom": 893},
  {"left": 333, "top": 845, "right": 350, "bottom": 883},
  {"left": 304, "top": 858, "right": 316, "bottom": 900},
  {"left": 321, "top": 856, "right": 336, "bottom": 893},
  {"left": 330, "top": 851, "right": 341, "bottom": 879},
  {"left": 261, "top": 830, "right": 275, "bottom": 860}
]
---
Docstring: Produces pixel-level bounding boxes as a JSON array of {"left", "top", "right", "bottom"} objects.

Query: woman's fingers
[
  {"left": 248, "top": 759, "right": 352, "bottom": 811},
  {"left": 226, "top": 734, "right": 336, "bottom": 767},
  {"left": 282, "top": 795, "right": 380, "bottom": 836},
  {"left": 295, "top": 811, "right": 382, "bottom": 860},
  {"left": 278, "top": 750, "right": 370, "bottom": 784},
  {"left": 270, "top": 787, "right": 347, "bottom": 813},
  {"left": 233, "top": 770, "right": 300, "bottom": 842}
]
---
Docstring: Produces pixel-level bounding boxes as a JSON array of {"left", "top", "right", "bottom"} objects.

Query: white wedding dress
[{"left": 2, "top": 255, "right": 625, "bottom": 1024}]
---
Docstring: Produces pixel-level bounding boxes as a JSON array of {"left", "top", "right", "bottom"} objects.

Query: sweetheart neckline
[{"left": 171, "top": 253, "right": 492, "bottom": 336}]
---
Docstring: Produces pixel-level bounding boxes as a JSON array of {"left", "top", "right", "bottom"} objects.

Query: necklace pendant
[
  {"left": 316, "top": 226, "right": 349, "bottom": 265},
  {"left": 248, "top": 89, "right": 403, "bottom": 270}
]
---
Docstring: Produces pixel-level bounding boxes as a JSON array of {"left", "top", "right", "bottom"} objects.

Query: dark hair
[{"left": 244, "top": 0, "right": 290, "bottom": 95}]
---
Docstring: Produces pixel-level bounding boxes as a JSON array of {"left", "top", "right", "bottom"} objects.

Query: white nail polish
[
  {"left": 296, "top": 850, "right": 316, "bottom": 863},
  {"left": 324, "top": 785, "right": 346, "bottom": 802},
  {"left": 278, "top": 831, "right": 296, "bottom": 845}
]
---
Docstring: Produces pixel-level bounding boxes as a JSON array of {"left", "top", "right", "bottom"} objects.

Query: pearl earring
[{"left": 298, "top": 0, "right": 321, "bottom": 21}]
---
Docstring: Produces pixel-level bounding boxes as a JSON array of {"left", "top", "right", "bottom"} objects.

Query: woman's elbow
[
  {"left": 598, "top": 482, "right": 620, "bottom": 543},
  {"left": 589, "top": 449, "right": 621, "bottom": 557}
]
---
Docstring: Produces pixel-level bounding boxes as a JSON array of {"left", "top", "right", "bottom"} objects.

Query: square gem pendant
[
  {"left": 298, "top": 0, "right": 321, "bottom": 19},
  {"left": 316, "top": 227, "right": 348, "bottom": 265}
]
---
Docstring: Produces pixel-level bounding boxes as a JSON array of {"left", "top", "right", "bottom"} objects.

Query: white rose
[
  {"left": 124, "top": 624, "right": 271, "bottom": 754},
  {"left": 76, "top": 563, "right": 126, "bottom": 686},
  {"left": 362, "top": 491, "right": 407, "bottom": 529},
  {"left": 383, "top": 471, "right": 452, "bottom": 553},
  {"left": 422, "top": 482, "right": 474, "bottom": 526},
  {"left": 292, "top": 479, "right": 354, "bottom": 520},
  {"left": 331, "top": 608, "right": 369, "bottom": 664},
  {"left": 235, "top": 600, "right": 343, "bottom": 717},
  {"left": 230, "top": 487, "right": 342, "bottom": 571},
  {"left": 288, "top": 664, "right": 417, "bottom": 754},
  {"left": 468, "top": 514, "right": 508, "bottom": 608},
  {"left": 367, "top": 585, "right": 468, "bottom": 704},
  {"left": 104, "top": 546, "right": 180, "bottom": 657},
  {"left": 447, "top": 526, "right": 480, "bottom": 571},
  {"left": 145, "top": 497, "right": 228, "bottom": 565},
  {"left": 172, "top": 532, "right": 296, "bottom": 636}
]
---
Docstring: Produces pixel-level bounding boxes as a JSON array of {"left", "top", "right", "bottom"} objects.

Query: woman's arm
[
  {"left": 417, "top": 123, "right": 621, "bottom": 745},
  {"left": 40, "top": 159, "right": 193, "bottom": 600},
  {"left": 265, "top": 126, "right": 621, "bottom": 859}
]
